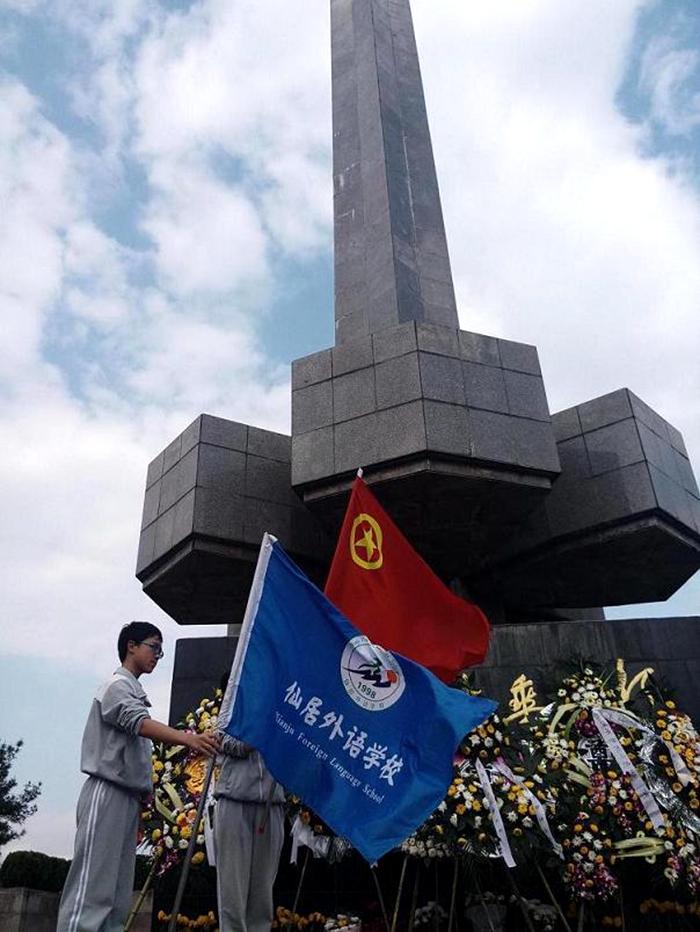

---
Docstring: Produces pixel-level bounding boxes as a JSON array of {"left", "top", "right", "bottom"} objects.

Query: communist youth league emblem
[{"left": 350, "top": 512, "right": 383, "bottom": 570}]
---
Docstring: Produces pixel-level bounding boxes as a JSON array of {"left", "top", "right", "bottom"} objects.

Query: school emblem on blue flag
[{"left": 218, "top": 534, "right": 497, "bottom": 863}]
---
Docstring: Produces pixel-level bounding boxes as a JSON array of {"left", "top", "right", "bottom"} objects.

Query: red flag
[{"left": 324, "top": 476, "right": 490, "bottom": 682}]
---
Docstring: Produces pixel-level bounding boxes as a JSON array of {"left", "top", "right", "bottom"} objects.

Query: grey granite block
[
  {"left": 557, "top": 435, "right": 591, "bottom": 481},
  {"left": 245, "top": 455, "right": 294, "bottom": 506},
  {"left": 335, "top": 310, "right": 371, "bottom": 343},
  {"left": 159, "top": 447, "right": 199, "bottom": 513},
  {"left": 193, "top": 487, "right": 245, "bottom": 540},
  {"left": 333, "top": 366, "right": 377, "bottom": 422},
  {"left": 577, "top": 389, "right": 633, "bottom": 433},
  {"left": 686, "top": 492, "right": 700, "bottom": 533},
  {"left": 629, "top": 391, "right": 672, "bottom": 442},
  {"left": 416, "top": 322, "right": 459, "bottom": 357},
  {"left": 552, "top": 406, "right": 582, "bottom": 442},
  {"left": 419, "top": 277, "right": 456, "bottom": 310},
  {"left": 141, "top": 481, "right": 160, "bottom": 530},
  {"left": 197, "top": 445, "right": 246, "bottom": 492},
  {"left": 146, "top": 451, "right": 164, "bottom": 490},
  {"left": 511, "top": 418, "right": 560, "bottom": 472},
  {"left": 292, "top": 349, "right": 333, "bottom": 389},
  {"left": 377, "top": 400, "right": 426, "bottom": 459},
  {"left": 418, "top": 352, "right": 465, "bottom": 404},
  {"left": 332, "top": 334, "right": 374, "bottom": 375},
  {"left": 667, "top": 422, "right": 688, "bottom": 456},
  {"left": 675, "top": 450, "right": 700, "bottom": 496},
  {"left": 470, "top": 410, "right": 517, "bottom": 464},
  {"left": 153, "top": 507, "right": 175, "bottom": 562},
  {"left": 503, "top": 370, "right": 550, "bottom": 421},
  {"left": 162, "top": 435, "right": 182, "bottom": 473},
  {"left": 200, "top": 415, "right": 248, "bottom": 451},
  {"left": 136, "top": 522, "right": 156, "bottom": 574},
  {"left": 372, "top": 321, "right": 417, "bottom": 362},
  {"left": 637, "top": 422, "right": 681, "bottom": 483},
  {"left": 172, "top": 488, "right": 196, "bottom": 544},
  {"left": 462, "top": 361, "right": 508, "bottom": 413},
  {"left": 459, "top": 331, "right": 501, "bottom": 367},
  {"left": 497, "top": 339, "right": 541, "bottom": 375},
  {"left": 375, "top": 352, "right": 422, "bottom": 408},
  {"left": 292, "top": 380, "right": 334, "bottom": 434},
  {"left": 584, "top": 419, "right": 644, "bottom": 476},
  {"left": 291, "top": 428, "right": 334, "bottom": 486},
  {"left": 181, "top": 417, "right": 201, "bottom": 457},
  {"left": 243, "top": 498, "right": 292, "bottom": 546},
  {"left": 593, "top": 462, "right": 656, "bottom": 522},
  {"left": 335, "top": 412, "right": 380, "bottom": 473},
  {"left": 424, "top": 400, "right": 470, "bottom": 456},
  {"left": 649, "top": 464, "right": 694, "bottom": 526},
  {"left": 247, "top": 427, "right": 290, "bottom": 462}
]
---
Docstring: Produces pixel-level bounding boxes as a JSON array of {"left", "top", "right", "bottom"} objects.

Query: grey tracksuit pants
[
  {"left": 56, "top": 776, "right": 140, "bottom": 932},
  {"left": 214, "top": 798, "right": 284, "bottom": 932}
]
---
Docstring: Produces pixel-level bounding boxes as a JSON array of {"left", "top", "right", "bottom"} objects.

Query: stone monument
[{"left": 135, "top": 0, "right": 700, "bottom": 721}]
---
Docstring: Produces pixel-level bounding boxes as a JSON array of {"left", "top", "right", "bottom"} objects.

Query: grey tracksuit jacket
[
  {"left": 214, "top": 736, "right": 284, "bottom": 803},
  {"left": 56, "top": 667, "right": 153, "bottom": 932},
  {"left": 80, "top": 666, "right": 153, "bottom": 794}
]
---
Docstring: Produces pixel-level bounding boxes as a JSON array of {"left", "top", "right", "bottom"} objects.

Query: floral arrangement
[
  {"left": 401, "top": 673, "right": 561, "bottom": 863},
  {"left": 271, "top": 907, "right": 356, "bottom": 932},
  {"left": 156, "top": 908, "right": 218, "bottom": 929},
  {"left": 139, "top": 689, "right": 222, "bottom": 874},
  {"left": 514, "top": 662, "right": 700, "bottom": 915},
  {"left": 399, "top": 660, "right": 700, "bottom": 918}
]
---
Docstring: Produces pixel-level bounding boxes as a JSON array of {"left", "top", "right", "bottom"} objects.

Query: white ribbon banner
[
  {"left": 475, "top": 759, "right": 516, "bottom": 868},
  {"left": 592, "top": 708, "right": 665, "bottom": 834},
  {"left": 289, "top": 814, "right": 331, "bottom": 864},
  {"left": 598, "top": 707, "right": 691, "bottom": 787},
  {"left": 493, "top": 759, "right": 563, "bottom": 859}
]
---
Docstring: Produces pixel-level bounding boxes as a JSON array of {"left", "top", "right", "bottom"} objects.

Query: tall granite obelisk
[{"left": 135, "top": 0, "right": 700, "bottom": 721}]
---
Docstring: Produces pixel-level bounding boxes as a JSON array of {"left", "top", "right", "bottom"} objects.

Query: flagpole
[
  {"left": 370, "top": 865, "right": 391, "bottom": 932},
  {"left": 290, "top": 846, "right": 311, "bottom": 921},
  {"left": 258, "top": 781, "right": 277, "bottom": 835},
  {"left": 502, "top": 866, "right": 536, "bottom": 932},
  {"left": 123, "top": 850, "right": 161, "bottom": 932},
  {"left": 166, "top": 756, "right": 216, "bottom": 932},
  {"left": 446, "top": 858, "right": 459, "bottom": 932},
  {"left": 390, "top": 853, "right": 409, "bottom": 932},
  {"left": 406, "top": 861, "right": 420, "bottom": 932},
  {"left": 535, "top": 863, "right": 572, "bottom": 932}
]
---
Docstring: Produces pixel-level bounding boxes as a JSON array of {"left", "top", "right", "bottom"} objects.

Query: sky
[{"left": 1, "top": 0, "right": 699, "bottom": 859}]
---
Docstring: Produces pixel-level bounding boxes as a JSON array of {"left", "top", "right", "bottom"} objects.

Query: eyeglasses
[{"left": 140, "top": 641, "right": 164, "bottom": 660}]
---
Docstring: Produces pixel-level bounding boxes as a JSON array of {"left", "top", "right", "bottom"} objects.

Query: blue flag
[{"left": 219, "top": 534, "right": 496, "bottom": 863}]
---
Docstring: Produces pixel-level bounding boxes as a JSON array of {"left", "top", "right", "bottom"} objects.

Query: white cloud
[
  {"left": 413, "top": 0, "right": 700, "bottom": 460},
  {"left": 142, "top": 158, "right": 269, "bottom": 296},
  {"left": 639, "top": 33, "right": 700, "bottom": 137}
]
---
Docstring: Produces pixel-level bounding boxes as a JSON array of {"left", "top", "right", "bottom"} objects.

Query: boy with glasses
[{"left": 57, "top": 621, "right": 220, "bottom": 932}]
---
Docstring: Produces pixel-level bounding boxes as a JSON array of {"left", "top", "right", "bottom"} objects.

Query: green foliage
[
  {"left": 0, "top": 741, "right": 41, "bottom": 850},
  {"left": 0, "top": 851, "right": 69, "bottom": 892},
  {"left": 0, "top": 851, "right": 151, "bottom": 893}
]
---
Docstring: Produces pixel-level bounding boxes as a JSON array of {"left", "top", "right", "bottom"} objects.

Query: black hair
[{"left": 118, "top": 621, "right": 163, "bottom": 662}]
